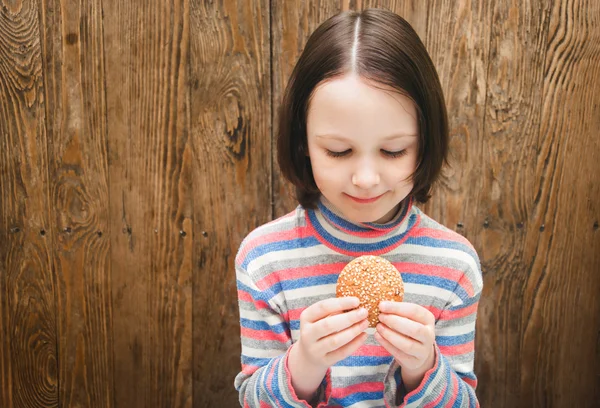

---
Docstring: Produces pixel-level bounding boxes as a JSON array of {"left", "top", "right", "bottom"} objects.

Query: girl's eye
[
  {"left": 325, "top": 149, "right": 351, "bottom": 158},
  {"left": 382, "top": 149, "right": 407, "bottom": 158},
  {"left": 325, "top": 149, "right": 407, "bottom": 158}
]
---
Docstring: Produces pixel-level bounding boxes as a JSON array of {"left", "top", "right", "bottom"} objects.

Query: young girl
[{"left": 234, "top": 8, "right": 482, "bottom": 408}]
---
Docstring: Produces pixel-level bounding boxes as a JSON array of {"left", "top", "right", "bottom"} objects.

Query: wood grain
[
  {"left": 0, "top": 1, "right": 58, "bottom": 407},
  {"left": 103, "top": 0, "right": 193, "bottom": 407},
  {"left": 189, "top": 0, "right": 271, "bottom": 406},
  {"left": 37, "top": 0, "right": 114, "bottom": 406},
  {"left": 520, "top": 0, "right": 600, "bottom": 405}
]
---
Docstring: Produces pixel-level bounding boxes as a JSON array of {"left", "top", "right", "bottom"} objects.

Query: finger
[
  {"left": 376, "top": 322, "right": 421, "bottom": 358},
  {"left": 325, "top": 330, "right": 368, "bottom": 364},
  {"left": 318, "top": 318, "right": 369, "bottom": 353},
  {"left": 302, "top": 297, "right": 360, "bottom": 323},
  {"left": 374, "top": 330, "right": 417, "bottom": 365},
  {"left": 379, "top": 301, "right": 435, "bottom": 326},
  {"left": 378, "top": 313, "right": 431, "bottom": 343},
  {"left": 313, "top": 308, "right": 368, "bottom": 339}
]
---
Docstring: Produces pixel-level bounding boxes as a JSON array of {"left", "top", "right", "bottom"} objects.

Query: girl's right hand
[{"left": 296, "top": 296, "right": 370, "bottom": 370}]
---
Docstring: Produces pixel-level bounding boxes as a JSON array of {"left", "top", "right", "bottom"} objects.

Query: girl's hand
[
  {"left": 374, "top": 301, "right": 436, "bottom": 388},
  {"left": 295, "top": 296, "right": 370, "bottom": 370}
]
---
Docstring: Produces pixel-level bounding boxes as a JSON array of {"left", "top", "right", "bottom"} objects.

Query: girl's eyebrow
[{"left": 316, "top": 133, "right": 418, "bottom": 141}]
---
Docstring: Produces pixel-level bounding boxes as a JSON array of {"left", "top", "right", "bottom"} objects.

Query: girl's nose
[{"left": 351, "top": 164, "right": 380, "bottom": 189}]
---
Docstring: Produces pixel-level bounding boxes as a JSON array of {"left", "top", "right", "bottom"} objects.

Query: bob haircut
[{"left": 277, "top": 8, "right": 449, "bottom": 210}]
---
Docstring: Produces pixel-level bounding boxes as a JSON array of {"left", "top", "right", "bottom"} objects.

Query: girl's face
[{"left": 306, "top": 74, "right": 419, "bottom": 224}]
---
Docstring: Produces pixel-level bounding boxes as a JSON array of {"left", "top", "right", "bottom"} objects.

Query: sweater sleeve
[
  {"left": 234, "top": 262, "right": 330, "bottom": 407},
  {"left": 383, "top": 264, "right": 483, "bottom": 407}
]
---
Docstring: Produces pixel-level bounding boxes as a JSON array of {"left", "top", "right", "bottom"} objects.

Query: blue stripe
[
  {"left": 237, "top": 281, "right": 273, "bottom": 304},
  {"left": 436, "top": 332, "right": 474, "bottom": 346},
  {"left": 318, "top": 197, "right": 409, "bottom": 233},
  {"left": 270, "top": 358, "right": 295, "bottom": 408},
  {"left": 335, "top": 355, "right": 394, "bottom": 366},
  {"left": 335, "top": 391, "right": 383, "bottom": 406},
  {"left": 447, "top": 291, "right": 481, "bottom": 308},
  {"left": 402, "top": 274, "right": 469, "bottom": 300},
  {"left": 240, "top": 318, "right": 288, "bottom": 334},
  {"left": 454, "top": 377, "right": 464, "bottom": 407},
  {"left": 241, "top": 355, "right": 271, "bottom": 367},
  {"left": 404, "top": 235, "right": 479, "bottom": 261},
  {"left": 280, "top": 274, "right": 338, "bottom": 290},
  {"left": 309, "top": 209, "right": 419, "bottom": 253},
  {"left": 241, "top": 236, "right": 321, "bottom": 270}
]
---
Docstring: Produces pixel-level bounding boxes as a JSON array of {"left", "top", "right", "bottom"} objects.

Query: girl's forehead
[{"left": 307, "top": 75, "right": 418, "bottom": 136}]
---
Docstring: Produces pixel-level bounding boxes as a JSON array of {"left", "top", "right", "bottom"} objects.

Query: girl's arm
[
  {"left": 384, "top": 262, "right": 483, "bottom": 407},
  {"left": 234, "top": 262, "right": 326, "bottom": 407}
]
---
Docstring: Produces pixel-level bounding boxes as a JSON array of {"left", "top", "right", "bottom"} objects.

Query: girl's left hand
[{"left": 374, "top": 301, "right": 436, "bottom": 379}]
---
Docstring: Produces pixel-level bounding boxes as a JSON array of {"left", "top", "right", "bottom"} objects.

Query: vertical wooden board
[
  {"left": 521, "top": 0, "right": 600, "bottom": 405},
  {"left": 189, "top": 0, "right": 271, "bottom": 406},
  {"left": 0, "top": 1, "right": 58, "bottom": 407},
  {"left": 271, "top": 0, "right": 345, "bottom": 219},
  {"left": 477, "top": 0, "right": 552, "bottom": 406},
  {"left": 103, "top": 0, "right": 193, "bottom": 407},
  {"left": 358, "top": 0, "right": 428, "bottom": 40},
  {"left": 37, "top": 0, "right": 113, "bottom": 406}
]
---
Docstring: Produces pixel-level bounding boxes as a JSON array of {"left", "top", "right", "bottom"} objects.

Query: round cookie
[{"left": 336, "top": 255, "right": 404, "bottom": 328}]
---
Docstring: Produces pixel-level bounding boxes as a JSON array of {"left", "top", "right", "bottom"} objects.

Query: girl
[{"left": 234, "top": 8, "right": 483, "bottom": 408}]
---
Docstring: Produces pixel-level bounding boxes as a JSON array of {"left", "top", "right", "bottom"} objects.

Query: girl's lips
[{"left": 346, "top": 192, "right": 385, "bottom": 203}]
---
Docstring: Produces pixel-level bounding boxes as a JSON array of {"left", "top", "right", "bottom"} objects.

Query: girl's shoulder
[
  {"left": 411, "top": 206, "right": 482, "bottom": 280},
  {"left": 234, "top": 204, "right": 305, "bottom": 270}
]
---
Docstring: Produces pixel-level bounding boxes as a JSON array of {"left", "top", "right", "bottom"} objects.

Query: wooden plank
[
  {"left": 520, "top": 0, "right": 600, "bottom": 405},
  {"left": 358, "top": 1, "right": 428, "bottom": 40},
  {"left": 272, "top": 1, "right": 346, "bottom": 218},
  {"left": 473, "top": 0, "right": 554, "bottom": 406},
  {"left": 103, "top": 0, "right": 193, "bottom": 407},
  {"left": 0, "top": 1, "right": 58, "bottom": 407},
  {"left": 37, "top": 0, "right": 113, "bottom": 406},
  {"left": 189, "top": 0, "right": 271, "bottom": 406}
]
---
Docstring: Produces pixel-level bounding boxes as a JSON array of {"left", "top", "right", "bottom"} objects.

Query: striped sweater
[{"left": 234, "top": 194, "right": 483, "bottom": 407}]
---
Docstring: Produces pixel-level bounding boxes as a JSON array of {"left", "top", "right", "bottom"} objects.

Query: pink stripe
[
  {"left": 439, "top": 340, "right": 474, "bottom": 356},
  {"left": 335, "top": 381, "right": 384, "bottom": 398},
  {"left": 237, "top": 290, "right": 271, "bottom": 310},
  {"left": 266, "top": 361, "right": 284, "bottom": 408},
  {"left": 355, "top": 344, "right": 391, "bottom": 357},
  {"left": 423, "top": 381, "right": 447, "bottom": 408},
  {"left": 393, "top": 262, "right": 473, "bottom": 296},
  {"left": 447, "top": 375, "right": 459, "bottom": 406},
  {"left": 439, "top": 302, "right": 478, "bottom": 320},
  {"left": 463, "top": 376, "right": 477, "bottom": 389},
  {"left": 241, "top": 327, "right": 288, "bottom": 343},
  {"left": 412, "top": 227, "right": 475, "bottom": 252},
  {"left": 257, "top": 262, "right": 346, "bottom": 289},
  {"left": 241, "top": 364, "right": 260, "bottom": 375}
]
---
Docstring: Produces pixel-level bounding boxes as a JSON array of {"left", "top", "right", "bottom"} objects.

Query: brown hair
[{"left": 277, "top": 8, "right": 449, "bottom": 209}]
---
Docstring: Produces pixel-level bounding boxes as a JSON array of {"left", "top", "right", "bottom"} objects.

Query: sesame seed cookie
[{"left": 336, "top": 255, "right": 404, "bottom": 328}]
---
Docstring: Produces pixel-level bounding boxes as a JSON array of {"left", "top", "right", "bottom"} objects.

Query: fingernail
[
  {"left": 380, "top": 301, "right": 390, "bottom": 311},
  {"left": 359, "top": 308, "right": 368, "bottom": 316}
]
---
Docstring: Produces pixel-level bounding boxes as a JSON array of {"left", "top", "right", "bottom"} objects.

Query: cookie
[{"left": 336, "top": 255, "right": 404, "bottom": 328}]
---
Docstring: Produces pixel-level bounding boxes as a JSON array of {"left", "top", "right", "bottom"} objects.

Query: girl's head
[{"left": 277, "top": 9, "right": 448, "bottom": 224}]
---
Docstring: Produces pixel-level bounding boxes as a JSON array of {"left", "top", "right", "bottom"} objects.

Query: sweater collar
[{"left": 305, "top": 194, "right": 419, "bottom": 256}]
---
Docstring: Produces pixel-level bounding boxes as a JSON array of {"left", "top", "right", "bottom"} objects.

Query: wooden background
[{"left": 1, "top": 0, "right": 599, "bottom": 407}]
